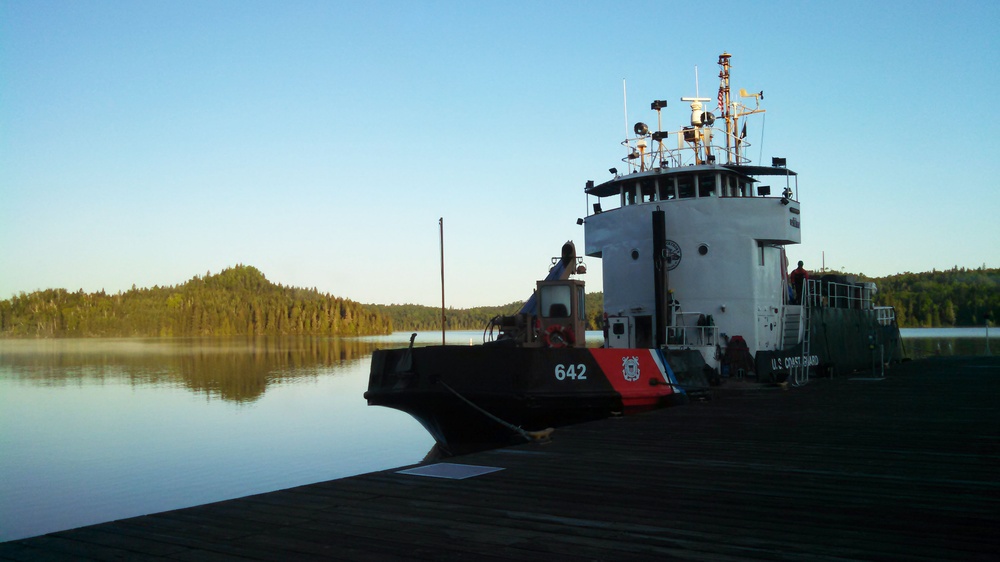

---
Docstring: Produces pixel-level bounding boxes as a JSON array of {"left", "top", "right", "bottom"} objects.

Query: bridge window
[
  {"left": 677, "top": 176, "right": 694, "bottom": 199},
  {"left": 640, "top": 179, "right": 656, "bottom": 202},
  {"left": 625, "top": 185, "right": 636, "bottom": 205},
  {"left": 698, "top": 173, "right": 717, "bottom": 198},
  {"left": 722, "top": 174, "right": 741, "bottom": 197},
  {"left": 659, "top": 178, "right": 676, "bottom": 200}
]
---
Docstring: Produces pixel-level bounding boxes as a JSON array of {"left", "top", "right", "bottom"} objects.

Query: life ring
[{"left": 544, "top": 324, "right": 575, "bottom": 348}]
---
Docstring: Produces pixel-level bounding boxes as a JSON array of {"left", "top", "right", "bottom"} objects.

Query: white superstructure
[{"left": 583, "top": 53, "right": 802, "bottom": 372}]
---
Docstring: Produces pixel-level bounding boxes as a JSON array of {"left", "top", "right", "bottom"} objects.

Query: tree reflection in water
[{"left": 0, "top": 337, "right": 384, "bottom": 403}]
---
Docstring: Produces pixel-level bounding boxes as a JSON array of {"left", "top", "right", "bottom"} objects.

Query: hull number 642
[{"left": 554, "top": 364, "right": 587, "bottom": 381}]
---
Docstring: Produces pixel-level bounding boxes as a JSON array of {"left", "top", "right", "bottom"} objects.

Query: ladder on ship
[
  {"left": 790, "top": 279, "right": 814, "bottom": 387},
  {"left": 782, "top": 308, "right": 801, "bottom": 349}
]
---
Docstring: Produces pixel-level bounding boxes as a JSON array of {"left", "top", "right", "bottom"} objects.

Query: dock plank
[{"left": 2, "top": 356, "right": 997, "bottom": 560}]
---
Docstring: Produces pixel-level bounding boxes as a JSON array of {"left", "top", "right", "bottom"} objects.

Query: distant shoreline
[
  {"left": 899, "top": 327, "right": 992, "bottom": 338},
  {"left": 1, "top": 326, "right": 992, "bottom": 341}
]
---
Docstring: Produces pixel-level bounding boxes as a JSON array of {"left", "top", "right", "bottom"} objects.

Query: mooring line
[{"left": 437, "top": 380, "right": 554, "bottom": 443}]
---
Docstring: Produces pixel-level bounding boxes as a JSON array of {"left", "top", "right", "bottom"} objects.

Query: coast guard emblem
[{"left": 622, "top": 356, "right": 641, "bottom": 382}]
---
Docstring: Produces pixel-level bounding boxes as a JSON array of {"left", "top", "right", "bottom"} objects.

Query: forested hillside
[
  {"left": 0, "top": 265, "right": 392, "bottom": 337},
  {"left": 870, "top": 267, "right": 997, "bottom": 328},
  {"left": 368, "top": 302, "right": 525, "bottom": 331},
  {"left": 371, "top": 268, "right": 996, "bottom": 332},
  {"left": 2, "top": 265, "right": 993, "bottom": 337},
  {"left": 372, "top": 292, "right": 607, "bottom": 332}
]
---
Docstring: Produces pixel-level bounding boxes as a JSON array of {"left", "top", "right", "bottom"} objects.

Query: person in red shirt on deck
[{"left": 790, "top": 261, "right": 808, "bottom": 304}]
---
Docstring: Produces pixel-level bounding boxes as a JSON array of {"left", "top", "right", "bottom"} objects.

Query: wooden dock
[{"left": 2, "top": 355, "right": 998, "bottom": 560}]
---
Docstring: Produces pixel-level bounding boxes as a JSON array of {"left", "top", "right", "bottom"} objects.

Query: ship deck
[{"left": 2, "top": 355, "right": 997, "bottom": 560}]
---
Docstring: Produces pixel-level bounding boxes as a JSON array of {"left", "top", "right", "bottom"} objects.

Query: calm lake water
[
  {"left": 0, "top": 328, "right": 992, "bottom": 541},
  {"left": 899, "top": 327, "right": 994, "bottom": 358}
]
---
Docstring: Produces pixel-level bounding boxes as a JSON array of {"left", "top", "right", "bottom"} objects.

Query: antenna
[
  {"left": 682, "top": 63, "right": 714, "bottom": 165},
  {"left": 680, "top": 96, "right": 712, "bottom": 125},
  {"left": 730, "top": 64, "right": 765, "bottom": 164},
  {"left": 439, "top": 217, "right": 445, "bottom": 345},
  {"left": 622, "top": 79, "right": 630, "bottom": 161},
  {"left": 683, "top": 66, "right": 710, "bottom": 114},
  {"left": 718, "top": 52, "right": 733, "bottom": 162}
]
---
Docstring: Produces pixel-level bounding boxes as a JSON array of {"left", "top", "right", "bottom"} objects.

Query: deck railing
[
  {"left": 806, "top": 280, "right": 875, "bottom": 310},
  {"left": 667, "top": 312, "right": 720, "bottom": 347},
  {"left": 875, "top": 306, "right": 896, "bottom": 326},
  {"left": 623, "top": 126, "right": 749, "bottom": 171},
  {"left": 802, "top": 279, "right": 897, "bottom": 325}
]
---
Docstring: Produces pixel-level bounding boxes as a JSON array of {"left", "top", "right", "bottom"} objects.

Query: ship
[{"left": 365, "top": 53, "right": 905, "bottom": 455}]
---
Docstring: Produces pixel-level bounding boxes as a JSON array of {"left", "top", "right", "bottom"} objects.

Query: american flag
[{"left": 717, "top": 86, "right": 725, "bottom": 116}]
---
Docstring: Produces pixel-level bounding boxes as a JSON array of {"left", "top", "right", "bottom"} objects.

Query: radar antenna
[{"left": 680, "top": 95, "right": 713, "bottom": 164}]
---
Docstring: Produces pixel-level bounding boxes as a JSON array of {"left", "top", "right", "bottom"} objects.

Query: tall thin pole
[
  {"left": 439, "top": 217, "right": 446, "bottom": 345},
  {"left": 986, "top": 317, "right": 991, "bottom": 356},
  {"left": 622, "top": 78, "right": 629, "bottom": 164},
  {"left": 718, "top": 53, "right": 732, "bottom": 162}
]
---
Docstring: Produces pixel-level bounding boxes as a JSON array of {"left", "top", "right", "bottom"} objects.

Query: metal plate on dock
[{"left": 397, "top": 462, "right": 505, "bottom": 480}]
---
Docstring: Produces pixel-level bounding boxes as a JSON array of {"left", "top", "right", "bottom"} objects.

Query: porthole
[
  {"left": 698, "top": 244, "right": 709, "bottom": 256},
  {"left": 630, "top": 249, "right": 640, "bottom": 261}
]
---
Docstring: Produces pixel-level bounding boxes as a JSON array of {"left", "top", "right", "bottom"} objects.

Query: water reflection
[
  {"left": 2, "top": 331, "right": 989, "bottom": 402},
  {"left": 0, "top": 336, "right": 436, "bottom": 542},
  {"left": 0, "top": 329, "right": 990, "bottom": 542},
  {"left": 0, "top": 337, "right": 385, "bottom": 403},
  {"left": 903, "top": 337, "right": 991, "bottom": 359}
]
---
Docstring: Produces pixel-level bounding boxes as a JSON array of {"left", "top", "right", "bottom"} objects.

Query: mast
[
  {"left": 718, "top": 52, "right": 733, "bottom": 163},
  {"left": 440, "top": 217, "right": 446, "bottom": 345},
  {"left": 623, "top": 79, "right": 630, "bottom": 164}
]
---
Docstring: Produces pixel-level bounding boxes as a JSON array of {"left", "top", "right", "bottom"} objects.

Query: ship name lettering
[{"left": 777, "top": 355, "right": 820, "bottom": 369}]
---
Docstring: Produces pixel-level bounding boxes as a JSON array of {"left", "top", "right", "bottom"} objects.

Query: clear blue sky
[{"left": 2, "top": 0, "right": 998, "bottom": 308}]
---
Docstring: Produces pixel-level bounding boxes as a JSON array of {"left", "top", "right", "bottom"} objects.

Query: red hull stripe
[{"left": 588, "top": 349, "right": 676, "bottom": 408}]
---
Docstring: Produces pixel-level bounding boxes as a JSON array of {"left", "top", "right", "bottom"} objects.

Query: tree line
[
  {"left": 367, "top": 302, "right": 523, "bottom": 332},
  {"left": 2, "top": 265, "right": 994, "bottom": 338},
  {"left": 375, "top": 266, "right": 999, "bottom": 332},
  {"left": 373, "top": 268, "right": 996, "bottom": 331},
  {"left": 0, "top": 265, "right": 392, "bottom": 337},
  {"left": 867, "top": 266, "right": 997, "bottom": 328},
  {"left": 371, "top": 291, "right": 607, "bottom": 332}
]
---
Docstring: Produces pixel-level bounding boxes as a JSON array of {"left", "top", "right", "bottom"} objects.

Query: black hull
[
  {"left": 366, "top": 346, "right": 705, "bottom": 455},
  {"left": 756, "top": 307, "right": 905, "bottom": 380}
]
